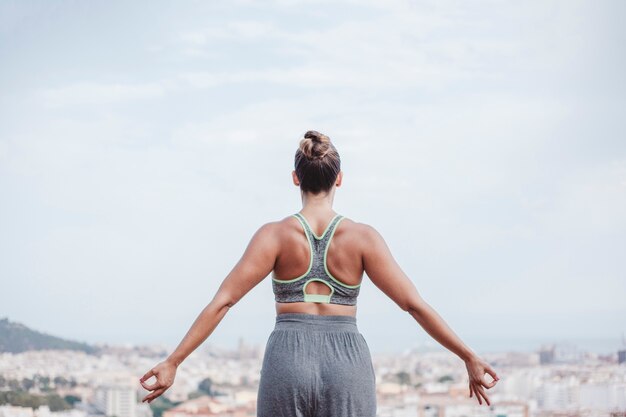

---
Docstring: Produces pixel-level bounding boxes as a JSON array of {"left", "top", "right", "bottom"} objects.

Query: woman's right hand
[
  {"left": 139, "top": 359, "right": 178, "bottom": 403},
  {"left": 465, "top": 355, "right": 499, "bottom": 406}
]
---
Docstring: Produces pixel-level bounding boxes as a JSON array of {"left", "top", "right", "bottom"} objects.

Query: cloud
[{"left": 41, "top": 81, "right": 169, "bottom": 107}]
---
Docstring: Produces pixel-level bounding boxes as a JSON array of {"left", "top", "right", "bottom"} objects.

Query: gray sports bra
[{"left": 272, "top": 212, "right": 361, "bottom": 306}]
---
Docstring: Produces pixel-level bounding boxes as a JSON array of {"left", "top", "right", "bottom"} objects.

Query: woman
[{"left": 139, "top": 130, "right": 500, "bottom": 415}]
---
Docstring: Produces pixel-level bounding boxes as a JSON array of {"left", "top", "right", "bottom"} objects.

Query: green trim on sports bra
[
  {"left": 271, "top": 214, "right": 314, "bottom": 283},
  {"left": 323, "top": 216, "right": 361, "bottom": 289},
  {"left": 296, "top": 212, "right": 341, "bottom": 240}
]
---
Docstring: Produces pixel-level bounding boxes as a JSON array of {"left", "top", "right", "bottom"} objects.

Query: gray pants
[{"left": 257, "top": 313, "right": 377, "bottom": 417}]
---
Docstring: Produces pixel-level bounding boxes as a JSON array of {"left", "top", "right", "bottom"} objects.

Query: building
[{"left": 93, "top": 384, "right": 137, "bottom": 417}]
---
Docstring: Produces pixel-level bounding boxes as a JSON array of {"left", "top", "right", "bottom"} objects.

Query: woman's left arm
[
  {"left": 139, "top": 222, "right": 279, "bottom": 402},
  {"left": 361, "top": 224, "right": 500, "bottom": 406}
]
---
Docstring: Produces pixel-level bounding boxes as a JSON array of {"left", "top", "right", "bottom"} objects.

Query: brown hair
[{"left": 294, "top": 130, "right": 341, "bottom": 194}]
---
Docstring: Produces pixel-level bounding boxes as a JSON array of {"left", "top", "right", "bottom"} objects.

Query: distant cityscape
[{"left": 1, "top": 318, "right": 625, "bottom": 417}]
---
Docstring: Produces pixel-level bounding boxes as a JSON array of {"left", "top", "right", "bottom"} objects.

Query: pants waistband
[{"left": 274, "top": 313, "right": 359, "bottom": 333}]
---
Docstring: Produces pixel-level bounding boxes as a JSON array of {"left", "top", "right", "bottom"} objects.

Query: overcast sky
[{"left": 1, "top": 0, "right": 625, "bottom": 355}]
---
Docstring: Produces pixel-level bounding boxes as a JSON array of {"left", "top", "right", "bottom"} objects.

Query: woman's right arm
[
  {"left": 139, "top": 222, "right": 280, "bottom": 403},
  {"left": 361, "top": 224, "right": 499, "bottom": 406}
]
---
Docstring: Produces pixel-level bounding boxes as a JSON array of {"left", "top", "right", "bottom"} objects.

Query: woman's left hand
[{"left": 465, "top": 355, "right": 499, "bottom": 406}]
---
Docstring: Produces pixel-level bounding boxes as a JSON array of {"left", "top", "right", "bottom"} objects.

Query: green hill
[{"left": 0, "top": 317, "right": 98, "bottom": 354}]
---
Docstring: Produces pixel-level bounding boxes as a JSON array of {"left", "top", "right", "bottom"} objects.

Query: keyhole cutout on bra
[
  {"left": 302, "top": 279, "right": 334, "bottom": 303},
  {"left": 304, "top": 280, "right": 332, "bottom": 296}
]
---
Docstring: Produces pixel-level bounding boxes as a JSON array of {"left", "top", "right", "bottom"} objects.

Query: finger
[
  {"left": 476, "top": 385, "right": 489, "bottom": 405},
  {"left": 141, "top": 381, "right": 160, "bottom": 391},
  {"left": 486, "top": 365, "right": 499, "bottom": 382},
  {"left": 140, "top": 378, "right": 160, "bottom": 391},
  {"left": 143, "top": 387, "right": 166, "bottom": 404},
  {"left": 469, "top": 383, "right": 473, "bottom": 398},
  {"left": 472, "top": 383, "right": 482, "bottom": 405},
  {"left": 148, "top": 388, "right": 167, "bottom": 404},
  {"left": 480, "top": 374, "right": 497, "bottom": 389},
  {"left": 140, "top": 369, "right": 155, "bottom": 383},
  {"left": 474, "top": 384, "right": 491, "bottom": 406},
  {"left": 142, "top": 387, "right": 163, "bottom": 403}
]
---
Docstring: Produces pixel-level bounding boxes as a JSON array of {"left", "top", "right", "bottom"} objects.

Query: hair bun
[
  {"left": 294, "top": 130, "right": 341, "bottom": 194},
  {"left": 304, "top": 130, "right": 329, "bottom": 144}
]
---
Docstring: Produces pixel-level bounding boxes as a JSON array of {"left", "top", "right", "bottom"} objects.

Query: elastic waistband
[{"left": 274, "top": 313, "right": 359, "bottom": 333}]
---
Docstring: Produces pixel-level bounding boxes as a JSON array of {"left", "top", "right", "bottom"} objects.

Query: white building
[{"left": 93, "top": 385, "right": 136, "bottom": 417}]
